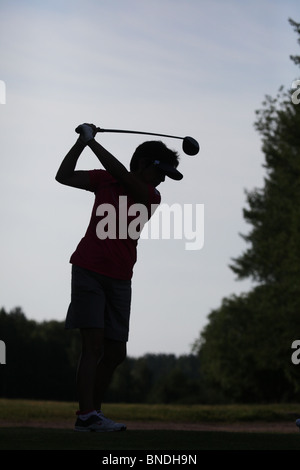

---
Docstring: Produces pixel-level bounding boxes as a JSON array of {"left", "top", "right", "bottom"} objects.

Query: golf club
[{"left": 95, "top": 127, "right": 199, "bottom": 156}]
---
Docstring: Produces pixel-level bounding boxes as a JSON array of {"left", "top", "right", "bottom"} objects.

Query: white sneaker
[
  {"left": 97, "top": 411, "right": 127, "bottom": 432},
  {"left": 75, "top": 412, "right": 126, "bottom": 432},
  {"left": 75, "top": 123, "right": 96, "bottom": 143}
]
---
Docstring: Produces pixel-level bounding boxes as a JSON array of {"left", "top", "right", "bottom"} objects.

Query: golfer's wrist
[{"left": 76, "top": 136, "right": 88, "bottom": 148}]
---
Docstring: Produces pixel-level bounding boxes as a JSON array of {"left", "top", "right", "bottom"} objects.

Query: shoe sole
[{"left": 74, "top": 425, "right": 126, "bottom": 433}]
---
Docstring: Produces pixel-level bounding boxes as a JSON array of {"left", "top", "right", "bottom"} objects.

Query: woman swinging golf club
[{"left": 55, "top": 123, "right": 183, "bottom": 432}]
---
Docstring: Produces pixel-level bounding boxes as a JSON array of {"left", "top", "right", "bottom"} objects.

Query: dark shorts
[{"left": 65, "top": 265, "right": 132, "bottom": 342}]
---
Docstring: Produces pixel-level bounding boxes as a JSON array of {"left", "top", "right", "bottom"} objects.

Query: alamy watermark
[
  {"left": 95, "top": 196, "right": 204, "bottom": 251},
  {"left": 291, "top": 79, "right": 300, "bottom": 105},
  {"left": 0, "top": 340, "right": 6, "bottom": 364},
  {"left": 0, "top": 80, "right": 6, "bottom": 104},
  {"left": 291, "top": 340, "right": 300, "bottom": 364}
]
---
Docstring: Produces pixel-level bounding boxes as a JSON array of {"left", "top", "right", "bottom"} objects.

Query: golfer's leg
[
  {"left": 94, "top": 338, "right": 127, "bottom": 410},
  {"left": 77, "top": 328, "right": 104, "bottom": 412}
]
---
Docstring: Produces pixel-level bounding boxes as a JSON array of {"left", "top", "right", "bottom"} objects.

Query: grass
[
  {"left": 0, "top": 399, "right": 299, "bottom": 423},
  {"left": 0, "top": 399, "right": 300, "bottom": 450},
  {"left": 1, "top": 428, "right": 300, "bottom": 451}
]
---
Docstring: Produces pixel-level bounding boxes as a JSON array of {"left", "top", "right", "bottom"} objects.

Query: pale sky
[{"left": 0, "top": 0, "right": 299, "bottom": 357}]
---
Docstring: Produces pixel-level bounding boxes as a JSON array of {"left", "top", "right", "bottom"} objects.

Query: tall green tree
[{"left": 194, "top": 19, "right": 300, "bottom": 402}]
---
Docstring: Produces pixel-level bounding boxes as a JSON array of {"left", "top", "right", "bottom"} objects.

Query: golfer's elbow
[
  {"left": 55, "top": 170, "right": 69, "bottom": 185},
  {"left": 55, "top": 172, "right": 64, "bottom": 184}
]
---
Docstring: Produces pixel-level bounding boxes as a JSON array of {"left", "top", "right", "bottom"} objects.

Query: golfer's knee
[
  {"left": 80, "top": 330, "right": 104, "bottom": 361},
  {"left": 82, "top": 343, "right": 103, "bottom": 362},
  {"left": 116, "top": 343, "right": 127, "bottom": 365},
  {"left": 81, "top": 341, "right": 103, "bottom": 360},
  {"left": 104, "top": 340, "right": 127, "bottom": 368}
]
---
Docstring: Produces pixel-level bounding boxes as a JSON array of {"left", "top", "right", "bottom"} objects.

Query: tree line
[
  {"left": 193, "top": 19, "right": 300, "bottom": 403},
  {"left": 0, "top": 307, "right": 205, "bottom": 404}
]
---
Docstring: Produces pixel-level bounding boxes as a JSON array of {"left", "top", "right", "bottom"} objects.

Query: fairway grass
[
  {"left": 0, "top": 399, "right": 300, "bottom": 450},
  {"left": 0, "top": 399, "right": 299, "bottom": 423}
]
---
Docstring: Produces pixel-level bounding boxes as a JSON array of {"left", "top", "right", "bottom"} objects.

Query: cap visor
[
  {"left": 157, "top": 162, "right": 183, "bottom": 180},
  {"left": 166, "top": 169, "right": 183, "bottom": 180}
]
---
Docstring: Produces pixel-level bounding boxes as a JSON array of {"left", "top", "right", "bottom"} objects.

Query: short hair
[{"left": 130, "top": 141, "right": 180, "bottom": 172}]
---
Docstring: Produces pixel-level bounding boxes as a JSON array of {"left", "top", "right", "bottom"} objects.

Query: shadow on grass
[{"left": 0, "top": 428, "right": 300, "bottom": 450}]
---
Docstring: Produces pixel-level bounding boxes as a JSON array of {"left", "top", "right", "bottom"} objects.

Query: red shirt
[{"left": 70, "top": 170, "right": 161, "bottom": 279}]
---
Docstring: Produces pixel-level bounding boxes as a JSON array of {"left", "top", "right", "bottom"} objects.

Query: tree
[
  {"left": 194, "top": 19, "right": 300, "bottom": 402},
  {"left": 0, "top": 307, "right": 80, "bottom": 400}
]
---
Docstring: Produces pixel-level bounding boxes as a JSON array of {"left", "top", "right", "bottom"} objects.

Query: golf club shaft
[{"left": 96, "top": 127, "right": 183, "bottom": 141}]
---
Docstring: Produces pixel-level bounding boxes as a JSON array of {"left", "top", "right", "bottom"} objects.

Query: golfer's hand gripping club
[{"left": 75, "top": 123, "right": 98, "bottom": 144}]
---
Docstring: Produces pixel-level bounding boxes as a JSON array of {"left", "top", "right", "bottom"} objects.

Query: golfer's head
[{"left": 130, "top": 141, "right": 182, "bottom": 185}]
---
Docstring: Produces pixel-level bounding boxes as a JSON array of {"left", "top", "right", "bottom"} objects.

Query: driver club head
[{"left": 182, "top": 136, "right": 199, "bottom": 156}]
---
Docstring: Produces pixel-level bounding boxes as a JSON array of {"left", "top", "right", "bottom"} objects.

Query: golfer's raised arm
[
  {"left": 56, "top": 123, "right": 149, "bottom": 203},
  {"left": 73, "top": 123, "right": 149, "bottom": 204},
  {"left": 55, "top": 139, "right": 91, "bottom": 190}
]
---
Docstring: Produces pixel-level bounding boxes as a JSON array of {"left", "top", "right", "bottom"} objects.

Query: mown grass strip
[{"left": 0, "top": 399, "right": 299, "bottom": 424}]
